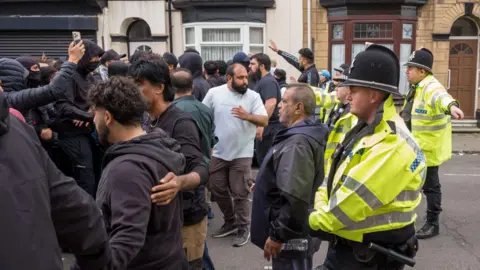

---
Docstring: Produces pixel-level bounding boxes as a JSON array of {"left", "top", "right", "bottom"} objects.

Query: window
[
  {"left": 354, "top": 23, "right": 393, "bottom": 39},
  {"left": 329, "top": 19, "right": 416, "bottom": 95},
  {"left": 183, "top": 23, "right": 265, "bottom": 61},
  {"left": 128, "top": 20, "right": 152, "bottom": 41},
  {"left": 450, "top": 17, "right": 478, "bottom": 36}
]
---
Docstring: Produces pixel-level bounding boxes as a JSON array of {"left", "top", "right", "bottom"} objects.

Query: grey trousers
[{"left": 208, "top": 157, "right": 252, "bottom": 228}]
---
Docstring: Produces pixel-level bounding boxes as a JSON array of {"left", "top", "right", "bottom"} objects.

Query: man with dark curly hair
[{"left": 80, "top": 76, "right": 188, "bottom": 270}]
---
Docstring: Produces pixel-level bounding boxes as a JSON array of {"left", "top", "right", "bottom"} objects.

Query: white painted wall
[
  {"left": 171, "top": 10, "right": 183, "bottom": 56},
  {"left": 108, "top": 0, "right": 167, "bottom": 35},
  {"left": 266, "top": 0, "right": 303, "bottom": 80}
]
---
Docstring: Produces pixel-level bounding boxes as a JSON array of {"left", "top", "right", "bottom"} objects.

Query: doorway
[{"left": 448, "top": 17, "right": 479, "bottom": 119}]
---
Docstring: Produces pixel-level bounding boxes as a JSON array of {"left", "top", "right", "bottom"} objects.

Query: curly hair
[{"left": 88, "top": 76, "right": 147, "bottom": 126}]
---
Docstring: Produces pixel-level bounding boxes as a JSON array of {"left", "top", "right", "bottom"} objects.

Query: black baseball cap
[{"left": 100, "top": 49, "right": 126, "bottom": 65}]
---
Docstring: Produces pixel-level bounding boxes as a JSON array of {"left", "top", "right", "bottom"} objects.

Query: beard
[
  {"left": 98, "top": 125, "right": 112, "bottom": 149},
  {"left": 232, "top": 80, "right": 248, "bottom": 95}
]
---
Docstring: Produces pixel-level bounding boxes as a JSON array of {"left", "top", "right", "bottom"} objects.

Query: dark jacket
[
  {"left": 251, "top": 119, "right": 328, "bottom": 250},
  {"left": 0, "top": 92, "right": 109, "bottom": 270},
  {"left": 0, "top": 59, "right": 77, "bottom": 112},
  {"left": 179, "top": 52, "right": 211, "bottom": 101},
  {"left": 96, "top": 129, "right": 188, "bottom": 270},
  {"left": 53, "top": 40, "right": 104, "bottom": 135},
  {"left": 147, "top": 104, "right": 209, "bottom": 226},
  {"left": 206, "top": 74, "right": 226, "bottom": 88},
  {"left": 277, "top": 50, "right": 320, "bottom": 87},
  {"left": 277, "top": 79, "right": 287, "bottom": 89}
]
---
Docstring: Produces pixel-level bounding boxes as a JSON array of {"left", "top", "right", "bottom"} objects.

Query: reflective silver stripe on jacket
[
  {"left": 412, "top": 118, "right": 451, "bottom": 132},
  {"left": 430, "top": 91, "right": 450, "bottom": 109},
  {"left": 346, "top": 211, "right": 414, "bottom": 231},
  {"left": 412, "top": 114, "right": 446, "bottom": 121}
]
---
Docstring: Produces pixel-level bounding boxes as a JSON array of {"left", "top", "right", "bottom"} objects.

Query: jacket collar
[
  {"left": 416, "top": 74, "right": 435, "bottom": 88},
  {"left": 172, "top": 95, "right": 196, "bottom": 104}
]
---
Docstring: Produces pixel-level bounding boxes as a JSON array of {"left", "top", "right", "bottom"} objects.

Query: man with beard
[
  {"left": 202, "top": 63, "right": 268, "bottom": 247},
  {"left": 251, "top": 83, "right": 327, "bottom": 270},
  {"left": 77, "top": 76, "right": 188, "bottom": 270},
  {"left": 249, "top": 53, "right": 283, "bottom": 165},
  {"left": 269, "top": 40, "right": 320, "bottom": 87},
  {"left": 232, "top": 52, "right": 257, "bottom": 90},
  {"left": 129, "top": 59, "right": 209, "bottom": 269},
  {"left": 52, "top": 39, "right": 104, "bottom": 197},
  {"left": 179, "top": 52, "right": 211, "bottom": 101}
]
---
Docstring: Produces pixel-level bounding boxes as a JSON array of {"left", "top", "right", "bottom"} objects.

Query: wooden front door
[{"left": 448, "top": 40, "right": 478, "bottom": 119}]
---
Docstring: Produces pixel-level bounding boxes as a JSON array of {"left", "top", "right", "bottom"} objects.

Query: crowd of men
[{"left": 0, "top": 36, "right": 464, "bottom": 270}]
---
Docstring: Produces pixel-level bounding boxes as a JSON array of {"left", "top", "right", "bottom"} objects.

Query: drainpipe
[
  {"left": 307, "top": 0, "right": 312, "bottom": 49},
  {"left": 168, "top": 0, "right": 173, "bottom": 53}
]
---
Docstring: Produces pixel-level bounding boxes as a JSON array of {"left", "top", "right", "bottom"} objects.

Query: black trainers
[
  {"left": 232, "top": 227, "right": 250, "bottom": 247},
  {"left": 212, "top": 223, "right": 238, "bottom": 238}
]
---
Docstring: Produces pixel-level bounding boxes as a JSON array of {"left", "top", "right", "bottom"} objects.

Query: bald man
[{"left": 251, "top": 83, "right": 327, "bottom": 269}]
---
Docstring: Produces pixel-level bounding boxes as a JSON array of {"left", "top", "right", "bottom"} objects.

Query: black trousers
[
  {"left": 319, "top": 242, "right": 405, "bottom": 270},
  {"left": 255, "top": 121, "right": 284, "bottom": 166},
  {"left": 423, "top": 166, "right": 442, "bottom": 216},
  {"left": 58, "top": 134, "right": 96, "bottom": 197},
  {"left": 272, "top": 252, "right": 313, "bottom": 270}
]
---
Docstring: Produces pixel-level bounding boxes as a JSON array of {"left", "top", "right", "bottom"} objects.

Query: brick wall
[
  {"left": 417, "top": 1, "right": 480, "bottom": 89},
  {"left": 303, "top": 0, "right": 329, "bottom": 70}
]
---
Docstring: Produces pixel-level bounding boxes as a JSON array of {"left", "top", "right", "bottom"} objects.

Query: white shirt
[{"left": 202, "top": 84, "right": 267, "bottom": 161}]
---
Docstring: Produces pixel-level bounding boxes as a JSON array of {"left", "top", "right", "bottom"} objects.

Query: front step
[
  {"left": 453, "top": 127, "right": 480, "bottom": 133},
  {"left": 452, "top": 120, "right": 479, "bottom": 133}
]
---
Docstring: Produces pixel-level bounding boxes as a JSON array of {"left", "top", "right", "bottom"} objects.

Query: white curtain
[
  {"left": 202, "top": 29, "right": 241, "bottom": 42},
  {"left": 331, "top": 44, "right": 345, "bottom": 75},
  {"left": 185, "top": 28, "right": 195, "bottom": 45},
  {"left": 399, "top": 44, "right": 412, "bottom": 95},
  {"left": 250, "top": 27, "right": 263, "bottom": 44},
  {"left": 250, "top": 46, "right": 264, "bottom": 54},
  {"left": 201, "top": 45, "right": 243, "bottom": 61},
  {"left": 352, "top": 43, "right": 393, "bottom": 61}
]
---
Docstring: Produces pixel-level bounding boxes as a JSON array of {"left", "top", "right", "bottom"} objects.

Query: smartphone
[{"left": 72, "top": 31, "right": 81, "bottom": 41}]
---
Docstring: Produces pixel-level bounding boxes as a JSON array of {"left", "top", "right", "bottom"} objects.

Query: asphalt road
[{"left": 63, "top": 154, "right": 480, "bottom": 270}]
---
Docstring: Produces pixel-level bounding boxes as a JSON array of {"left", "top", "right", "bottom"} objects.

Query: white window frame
[{"left": 182, "top": 22, "right": 266, "bottom": 59}]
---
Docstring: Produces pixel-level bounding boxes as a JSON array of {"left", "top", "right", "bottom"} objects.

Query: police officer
[
  {"left": 309, "top": 45, "right": 425, "bottom": 269},
  {"left": 401, "top": 48, "right": 464, "bottom": 239},
  {"left": 324, "top": 69, "right": 357, "bottom": 176}
]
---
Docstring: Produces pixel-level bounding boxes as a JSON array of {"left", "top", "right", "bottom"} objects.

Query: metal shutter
[{"left": 0, "top": 31, "right": 97, "bottom": 59}]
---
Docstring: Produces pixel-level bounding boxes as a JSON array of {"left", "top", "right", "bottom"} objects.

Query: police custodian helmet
[
  {"left": 404, "top": 48, "right": 433, "bottom": 74},
  {"left": 340, "top": 44, "right": 401, "bottom": 96}
]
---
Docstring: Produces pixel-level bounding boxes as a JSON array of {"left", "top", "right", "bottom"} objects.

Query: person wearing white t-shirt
[{"left": 202, "top": 63, "right": 268, "bottom": 247}]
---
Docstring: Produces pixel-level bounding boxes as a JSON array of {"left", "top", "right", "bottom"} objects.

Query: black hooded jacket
[
  {"left": 53, "top": 40, "right": 104, "bottom": 135},
  {"left": 0, "top": 92, "right": 110, "bottom": 270},
  {"left": 96, "top": 129, "right": 188, "bottom": 270},
  {"left": 251, "top": 119, "right": 328, "bottom": 250},
  {"left": 179, "top": 52, "right": 211, "bottom": 101},
  {"left": 0, "top": 58, "right": 77, "bottom": 113}
]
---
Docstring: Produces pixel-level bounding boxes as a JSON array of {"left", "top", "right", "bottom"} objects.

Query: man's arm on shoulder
[
  {"left": 174, "top": 118, "right": 208, "bottom": 188},
  {"left": 106, "top": 160, "right": 154, "bottom": 269},
  {"left": 271, "top": 141, "right": 319, "bottom": 242},
  {"left": 44, "top": 142, "right": 109, "bottom": 270}
]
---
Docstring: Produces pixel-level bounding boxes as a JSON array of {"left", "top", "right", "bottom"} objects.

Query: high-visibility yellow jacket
[
  {"left": 309, "top": 96, "right": 426, "bottom": 243},
  {"left": 311, "top": 87, "right": 337, "bottom": 122},
  {"left": 402, "top": 75, "right": 458, "bottom": 167},
  {"left": 324, "top": 106, "right": 358, "bottom": 176}
]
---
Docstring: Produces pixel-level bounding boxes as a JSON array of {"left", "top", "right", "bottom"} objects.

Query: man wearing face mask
[
  {"left": 269, "top": 40, "right": 320, "bottom": 87},
  {"left": 52, "top": 39, "right": 104, "bottom": 198},
  {"left": 15, "top": 56, "right": 41, "bottom": 88},
  {"left": 202, "top": 64, "right": 268, "bottom": 247}
]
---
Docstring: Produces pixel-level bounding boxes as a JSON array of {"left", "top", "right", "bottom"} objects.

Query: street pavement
[{"left": 63, "top": 154, "right": 480, "bottom": 270}]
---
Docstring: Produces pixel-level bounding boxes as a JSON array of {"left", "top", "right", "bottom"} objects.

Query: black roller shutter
[{"left": 0, "top": 30, "right": 97, "bottom": 59}]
